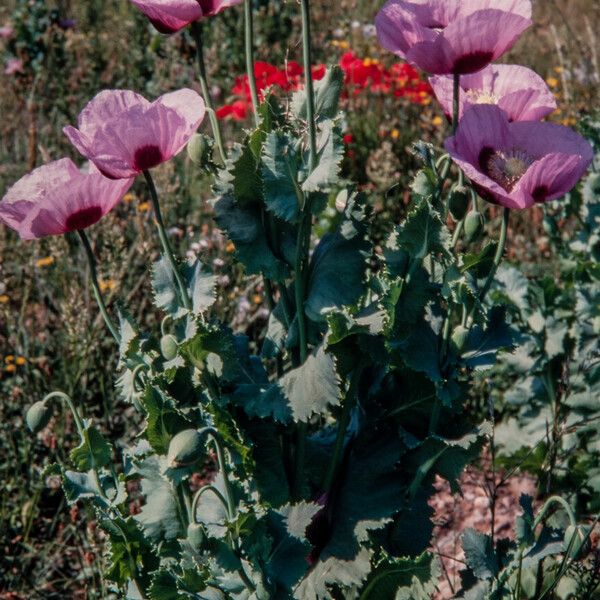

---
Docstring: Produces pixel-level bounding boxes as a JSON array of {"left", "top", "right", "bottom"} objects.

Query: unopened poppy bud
[
  {"left": 187, "top": 133, "right": 213, "bottom": 168},
  {"left": 26, "top": 400, "right": 53, "bottom": 433},
  {"left": 160, "top": 334, "right": 179, "bottom": 361},
  {"left": 187, "top": 522, "right": 206, "bottom": 551},
  {"left": 564, "top": 524, "right": 590, "bottom": 559},
  {"left": 464, "top": 210, "right": 485, "bottom": 243},
  {"left": 167, "top": 429, "right": 205, "bottom": 468},
  {"left": 448, "top": 186, "right": 469, "bottom": 221},
  {"left": 450, "top": 325, "right": 470, "bottom": 354}
]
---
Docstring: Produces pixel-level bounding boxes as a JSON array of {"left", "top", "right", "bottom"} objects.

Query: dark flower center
[
  {"left": 532, "top": 185, "right": 549, "bottom": 203},
  {"left": 65, "top": 206, "right": 103, "bottom": 231},
  {"left": 453, "top": 51, "right": 494, "bottom": 75},
  {"left": 479, "top": 146, "right": 535, "bottom": 191},
  {"left": 133, "top": 145, "right": 163, "bottom": 172}
]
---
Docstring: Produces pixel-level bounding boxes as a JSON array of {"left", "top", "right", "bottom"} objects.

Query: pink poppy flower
[
  {"left": 64, "top": 89, "right": 205, "bottom": 179},
  {"left": 0, "top": 159, "right": 133, "bottom": 240},
  {"left": 445, "top": 105, "right": 593, "bottom": 210},
  {"left": 129, "top": 0, "right": 242, "bottom": 34},
  {"left": 430, "top": 65, "right": 556, "bottom": 122},
  {"left": 375, "top": 0, "right": 532, "bottom": 75},
  {"left": 0, "top": 24, "right": 14, "bottom": 39},
  {"left": 4, "top": 57, "right": 23, "bottom": 75}
]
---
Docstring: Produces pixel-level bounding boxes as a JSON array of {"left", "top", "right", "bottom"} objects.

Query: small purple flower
[
  {"left": 430, "top": 64, "right": 557, "bottom": 122},
  {"left": 64, "top": 89, "right": 205, "bottom": 179},
  {"left": 445, "top": 105, "right": 593, "bottom": 210},
  {"left": 0, "top": 24, "right": 14, "bottom": 39},
  {"left": 0, "top": 159, "right": 133, "bottom": 239},
  {"left": 129, "top": 0, "right": 242, "bottom": 34},
  {"left": 4, "top": 57, "right": 23, "bottom": 76},
  {"left": 375, "top": 0, "right": 532, "bottom": 75}
]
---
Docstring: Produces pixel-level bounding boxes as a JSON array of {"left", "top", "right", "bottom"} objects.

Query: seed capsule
[
  {"left": 464, "top": 211, "right": 485, "bottom": 243},
  {"left": 187, "top": 133, "right": 213, "bottom": 168},
  {"left": 564, "top": 524, "right": 590, "bottom": 559},
  {"left": 26, "top": 400, "right": 53, "bottom": 433},
  {"left": 160, "top": 334, "right": 179, "bottom": 361},
  {"left": 167, "top": 429, "right": 205, "bottom": 468}
]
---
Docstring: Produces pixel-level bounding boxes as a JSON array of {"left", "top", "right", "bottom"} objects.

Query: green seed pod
[
  {"left": 187, "top": 133, "right": 213, "bottom": 168},
  {"left": 448, "top": 187, "right": 470, "bottom": 222},
  {"left": 564, "top": 524, "right": 590, "bottom": 559},
  {"left": 187, "top": 522, "right": 206, "bottom": 551},
  {"left": 160, "top": 334, "right": 179, "bottom": 361},
  {"left": 464, "top": 210, "right": 485, "bottom": 243},
  {"left": 450, "top": 325, "right": 470, "bottom": 354},
  {"left": 26, "top": 400, "right": 53, "bottom": 433},
  {"left": 167, "top": 429, "right": 205, "bottom": 468}
]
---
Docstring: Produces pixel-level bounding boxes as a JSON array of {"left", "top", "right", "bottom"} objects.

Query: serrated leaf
[
  {"left": 148, "top": 571, "right": 185, "bottom": 600},
  {"left": 231, "top": 134, "right": 264, "bottom": 206},
  {"left": 70, "top": 424, "right": 112, "bottom": 472},
  {"left": 396, "top": 200, "right": 451, "bottom": 261},
  {"left": 292, "top": 66, "right": 344, "bottom": 120},
  {"left": 302, "top": 121, "right": 344, "bottom": 193},
  {"left": 152, "top": 256, "right": 187, "bottom": 318},
  {"left": 462, "top": 529, "right": 497, "bottom": 580},
  {"left": 184, "top": 259, "right": 217, "bottom": 314},
  {"left": 213, "top": 193, "right": 290, "bottom": 281},
  {"left": 262, "top": 130, "right": 302, "bottom": 222}
]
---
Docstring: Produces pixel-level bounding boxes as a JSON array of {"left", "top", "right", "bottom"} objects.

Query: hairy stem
[
  {"left": 479, "top": 207, "right": 510, "bottom": 302},
  {"left": 77, "top": 230, "right": 120, "bottom": 343},
  {"left": 190, "top": 22, "right": 226, "bottom": 163},
  {"left": 143, "top": 170, "right": 192, "bottom": 311},
  {"left": 244, "top": 0, "right": 260, "bottom": 126}
]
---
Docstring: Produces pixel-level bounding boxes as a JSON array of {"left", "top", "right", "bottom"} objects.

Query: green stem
[
  {"left": 77, "top": 230, "right": 120, "bottom": 343},
  {"left": 479, "top": 207, "right": 510, "bottom": 302},
  {"left": 191, "top": 485, "right": 230, "bottom": 522},
  {"left": 43, "top": 391, "right": 86, "bottom": 440},
  {"left": 143, "top": 170, "right": 192, "bottom": 311},
  {"left": 322, "top": 363, "right": 364, "bottom": 492},
  {"left": 244, "top": 0, "right": 260, "bottom": 126},
  {"left": 292, "top": 0, "right": 319, "bottom": 501},
  {"left": 208, "top": 433, "right": 236, "bottom": 520},
  {"left": 452, "top": 73, "right": 461, "bottom": 133},
  {"left": 190, "top": 22, "right": 226, "bottom": 164}
]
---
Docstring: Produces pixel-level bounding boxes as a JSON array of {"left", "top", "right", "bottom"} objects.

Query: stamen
[
  {"left": 465, "top": 89, "right": 499, "bottom": 105},
  {"left": 483, "top": 148, "right": 535, "bottom": 191}
]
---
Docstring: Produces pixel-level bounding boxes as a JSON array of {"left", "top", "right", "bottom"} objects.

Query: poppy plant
[
  {"left": 375, "top": 0, "right": 532, "bottom": 75},
  {"left": 0, "top": 159, "right": 133, "bottom": 240},
  {"left": 64, "top": 89, "right": 206, "bottom": 179},
  {"left": 429, "top": 64, "right": 557, "bottom": 122},
  {"left": 129, "top": 0, "right": 243, "bottom": 34},
  {"left": 445, "top": 105, "right": 593, "bottom": 210}
]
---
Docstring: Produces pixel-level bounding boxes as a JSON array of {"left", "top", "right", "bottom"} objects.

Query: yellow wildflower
[
  {"left": 15, "top": 356, "right": 26, "bottom": 366},
  {"left": 0, "top": 295, "right": 8, "bottom": 304},
  {"left": 123, "top": 193, "right": 136, "bottom": 203},
  {"left": 252, "top": 294, "right": 262, "bottom": 305},
  {"left": 546, "top": 77, "right": 559, "bottom": 88},
  {"left": 332, "top": 40, "right": 350, "bottom": 50},
  {"left": 5, "top": 355, "right": 14, "bottom": 364},
  {"left": 390, "top": 129, "right": 400, "bottom": 140},
  {"left": 225, "top": 242, "right": 236, "bottom": 253},
  {"left": 432, "top": 115, "right": 443, "bottom": 127},
  {"left": 5, "top": 364, "right": 16, "bottom": 374},
  {"left": 137, "top": 202, "right": 151, "bottom": 212},
  {"left": 554, "top": 66, "right": 564, "bottom": 74},
  {"left": 36, "top": 256, "right": 55, "bottom": 268},
  {"left": 99, "top": 279, "right": 117, "bottom": 293}
]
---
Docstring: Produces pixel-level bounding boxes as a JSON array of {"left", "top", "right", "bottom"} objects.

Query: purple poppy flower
[
  {"left": 129, "top": 0, "right": 243, "bottom": 34},
  {"left": 375, "top": 0, "right": 532, "bottom": 75},
  {"left": 63, "top": 89, "right": 206, "bottom": 179},
  {"left": 445, "top": 105, "right": 593, "bottom": 209},
  {"left": 0, "top": 159, "right": 133, "bottom": 240},
  {"left": 430, "top": 65, "right": 557, "bottom": 122}
]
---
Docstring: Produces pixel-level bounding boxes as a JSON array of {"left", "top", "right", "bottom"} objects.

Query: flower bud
[
  {"left": 187, "top": 522, "right": 206, "bottom": 551},
  {"left": 187, "top": 133, "right": 213, "bottom": 168},
  {"left": 167, "top": 429, "right": 205, "bottom": 468},
  {"left": 464, "top": 211, "right": 485, "bottom": 243},
  {"left": 26, "top": 400, "right": 53, "bottom": 433},
  {"left": 448, "top": 187, "right": 469, "bottom": 222},
  {"left": 160, "top": 334, "right": 179, "bottom": 361},
  {"left": 564, "top": 524, "right": 590, "bottom": 559},
  {"left": 450, "top": 325, "right": 470, "bottom": 354}
]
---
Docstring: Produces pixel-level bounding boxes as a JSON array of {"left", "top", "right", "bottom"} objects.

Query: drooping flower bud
[
  {"left": 187, "top": 522, "right": 206, "bottom": 551},
  {"left": 464, "top": 210, "right": 485, "bottom": 243},
  {"left": 448, "top": 186, "right": 469, "bottom": 222},
  {"left": 167, "top": 429, "right": 205, "bottom": 468},
  {"left": 187, "top": 133, "right": 214, "bottom": 169},
  {"left": 26, "top": 400, "right": 53, "bottom": 433},
  {"left": 564, "top": 524, "right": 590, "bottom": 559},
  {"left": 450, "top": 325, "right": 470, "bottom": 354},
  {"left": 160, "top": 334, "right": 179, "bottom": 361}
]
